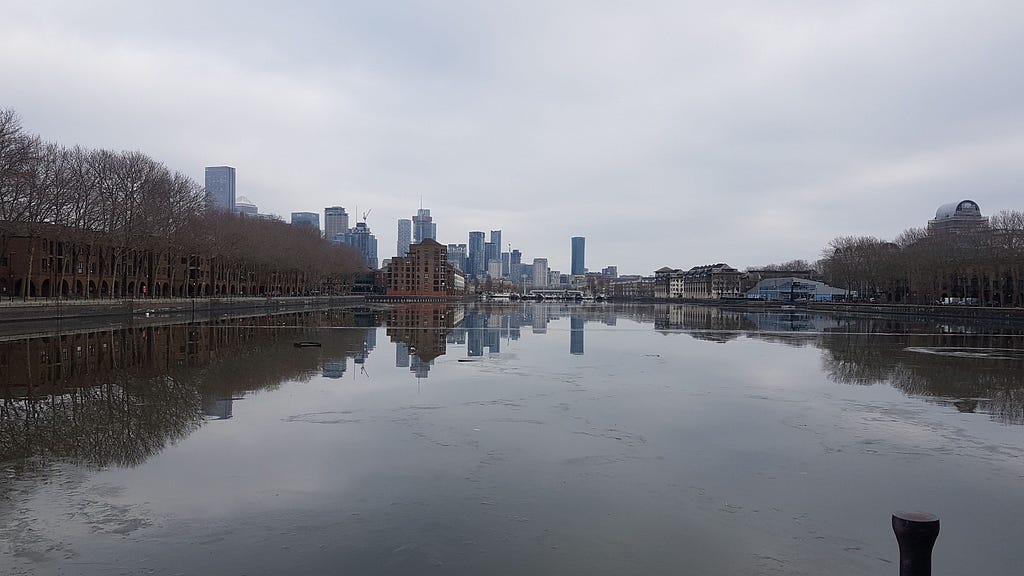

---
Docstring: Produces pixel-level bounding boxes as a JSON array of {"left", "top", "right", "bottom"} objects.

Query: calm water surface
[{"left": 2, "top": 303, "right": 1023, "bottom": 575}]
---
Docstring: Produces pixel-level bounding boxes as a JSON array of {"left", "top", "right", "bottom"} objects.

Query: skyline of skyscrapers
[
  {"left": 204, "top": 166, "right": 236, "bottom": 212},
  {"left": 243, "top": 194, "right": 616, "bottom": 280}
]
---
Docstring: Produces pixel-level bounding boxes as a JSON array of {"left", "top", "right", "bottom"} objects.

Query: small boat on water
[{"left": 293, "top": 341, "right": 322, "bottom": 348}]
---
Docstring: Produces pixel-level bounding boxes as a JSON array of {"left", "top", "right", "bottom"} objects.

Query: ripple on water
[{"left": 904, "top": 347, "right": 1024, "bottom": 360}]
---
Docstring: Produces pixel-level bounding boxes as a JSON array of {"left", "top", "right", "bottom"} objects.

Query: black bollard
[{"left": 892, "top": 511, "right": 940, "bottom": 576}]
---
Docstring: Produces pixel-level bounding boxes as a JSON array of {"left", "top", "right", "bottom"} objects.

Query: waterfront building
[
  {"left": 601, "top": 266, "right": 618, "bottom": 278},
  {"left": 609, "top": 276, "right": 655, "bottom": 298},
  {"left": 291, "top": 212, "right": 320, "bottom": 232},
  {"left": 204, "top": 166, "right": 236, "bottom": 212},
  {"left": 468, "top": 231, "right": 485, "bottom": 278},
  {"left": 654, "top": 267, "right": 679, "bottom": 298},
  {"left": 324, "top": 207, "right": 350, "bottom": 240},
  {"left": 397, "top": 219, "right": 412, "bottom": 257},
  {"left": 745, "top": 277, "right": 849, "bottom": 302},
  {"left": 235, "top": 196, "right": 258, "bottom": 216},
  {"left": 412, "top": 208, "right": 436, "bottom": 243},
  {"left": 571, "top": 236, "right": 586, "bottom": 275},
  {"left": 332, "top": 222, "right": 378, "bottom": 268},
  {"left": 680, "top": 264, "right": 743, "bottom": 299},
  {"left": 384, "top": 239, "right": 466, "bottom": 296}
]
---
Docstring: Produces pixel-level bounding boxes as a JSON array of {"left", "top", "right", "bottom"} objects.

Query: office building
[
  {"left": 204, "top": 166, "right": 236, "bottom": 212},
  {"left": 447, "top": 243, "right": 467, "bottom": 271},
  {"left": 489, "top": 230, "right": 502, "bottom": 266},
  {"left": 468, "top": 231, "right": 485, "bottom": 278},
  {"left": 413, "top": 208, "right": 436, "bottom": 243},
  {"left": 510, "top": 250, "right": 522, "bottom": 284},
  {"left": 487, "top": 260, "right": 502, "bottom": 278},
  {"left": 484, "top": 241, "right": 497, "bottom": 271},
  {"left": 332, "top": 222, "right": 378, "bottom": 268},
  {"left": 235, "top": 196, "right": 258, "bottom": 216},
  {"left": 532, "top": 258, "right": 549, "bottom": 287},
  {"left": 571, "top": 236, "right": 586, "bottom": 276},
  {"left": 397, "top": 219, "right": 412, "bottom": 257},
  {"left": 324, "top": 207, "right": 349, "bottom": 240},
  {"left": 291, "top": 212, "right": 320, "bottom": 232}
]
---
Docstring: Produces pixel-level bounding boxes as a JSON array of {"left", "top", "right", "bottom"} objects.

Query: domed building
[{"left": 927, "top": 200, "right": 987, "bottom": 233}]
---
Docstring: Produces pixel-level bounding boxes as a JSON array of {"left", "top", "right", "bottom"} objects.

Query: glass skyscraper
[
  {"left": 397, "top": 219, "right": 412, "bottom": 257},
  {"left": 468, "top": 231, "right": 485, "bottom": 278},
  {"left": 571, "top": 236, "right": 586, "bottom": 275},
  {"left": 412, "top": 208, "right": 436, "bottom": 243},
  {"left": 324, "top": 207, "right": 349, "bottom": 240},
  {"left": 204, "top": 166, "right": 235, "bottom": 212}
]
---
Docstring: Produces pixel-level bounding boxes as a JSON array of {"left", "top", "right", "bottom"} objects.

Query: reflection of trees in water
[
  {"left": 1, "top": 373, "right": 203, "bottom": 468},
  {"left": 819, "top": 332, "right": 1024, "bottom": 425},
  {"left": 639, "top": 304, "right": 1024, "bottom": 425},
  {"left": 0, "top": 309, "right": 376, "bottom": 470}
]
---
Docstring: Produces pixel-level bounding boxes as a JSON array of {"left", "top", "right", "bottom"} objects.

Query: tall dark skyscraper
[
  {"left": 571, "top": 236, "right": 586, "bottom": 275},
  {"left": 468, "top": 231, "right": 485, "bottom": 278},
  {"left": 487, "top": 230, "right": 502, "bottom": 276},
  {"left": 510, "top": 249, "right": 522, "bottom": 284},
  {"left": 204, "top": 166, "right": 235, "bottom": 212},
  {"left": 412, "top": 208, "right": 436, "bottom": 243}
]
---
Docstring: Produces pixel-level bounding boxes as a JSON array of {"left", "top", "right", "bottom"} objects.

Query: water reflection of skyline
[
  {"left": 384, "top": 304, "right": 621, "bottom": 377},
  {"left": 383, "top": 303, "right": 1024, "bottom": 425},
  {"left": 4, "top": 302, "right": 1024, "bottom": 479}
]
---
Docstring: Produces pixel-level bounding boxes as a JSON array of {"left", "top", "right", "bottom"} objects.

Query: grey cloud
[{"left": 3, "top": 1, "right": 1023, "bottom": 273}]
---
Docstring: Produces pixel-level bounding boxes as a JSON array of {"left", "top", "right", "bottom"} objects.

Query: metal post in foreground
[{"left": 892, "top": 511, "right": 940, "bottom": 576}]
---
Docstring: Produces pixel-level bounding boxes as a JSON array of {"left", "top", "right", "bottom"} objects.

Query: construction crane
[{"left": 361, "top": 209, "right": 372, "bottom": 223}]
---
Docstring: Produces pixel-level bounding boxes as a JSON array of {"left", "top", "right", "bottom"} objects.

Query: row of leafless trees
[
  {"left": 0, "top": 108, "right": 365, "bottom": 298},
  {"left": 817, "top": 213, "right": 1024, "bottom": 305}
]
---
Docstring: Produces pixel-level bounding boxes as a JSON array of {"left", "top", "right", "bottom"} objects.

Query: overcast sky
[{"left": 3, "top": 1, "right": 1023, "bottom": 274}]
